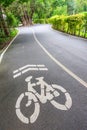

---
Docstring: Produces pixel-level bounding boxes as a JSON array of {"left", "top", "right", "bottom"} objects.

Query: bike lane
[{"left": 0, "top": 26, "right": 87, "bottom": 130}]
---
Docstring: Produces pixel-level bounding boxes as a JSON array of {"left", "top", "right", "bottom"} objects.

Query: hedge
[{"left": 48, "top": 13, "right": 87, "bottom": 38}]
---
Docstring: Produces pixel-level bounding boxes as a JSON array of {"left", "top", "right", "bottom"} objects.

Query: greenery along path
[
  {"left": 0, "top": 29, "right": 18, "bottom": 51},
  {"left": 49, "top": 12, "right": 87, "bottom": 39},
  {"left": 0, "top": 0, "right": 87, "bottom": 51}
]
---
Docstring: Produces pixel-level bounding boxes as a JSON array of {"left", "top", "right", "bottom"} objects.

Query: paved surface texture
[{"left": 0, "top": 24, "right": 87, "bottom": 130}]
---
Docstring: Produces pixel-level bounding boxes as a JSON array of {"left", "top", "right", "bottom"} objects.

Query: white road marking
[
  {"left": 22, "top": 68, "right": 38, "bottom": 74},
  {"left": 51, "top": 84, "right": 72, "bottom": 110},
  {"left": 39, "top": 68, "right": 48, "bottom": 71},
  {"left": 16, "top": 92, "right": 40, "bottom": 124},
  {"left": 13, "top": 64, "right": 47, "bottom": 74},
  {"left": 51, "top": 100, "right": 67, "bottom": 110},
  {"left": 13, "top": 64, "right": 48, "bottom": 78},
  {"left": 13, "top": 72, "right": 21, "bottom": 78},
  {"left": 52, "top": 84, "right": 66, "bottom": 93},
  {"left": 13, "top": 70, "right": 19, "bottom": 74},
  {"left": 30, "top": 102, "right": 40, "bottom": 123},
  {"left": 31, "top": 28, "right": 87, "bottom": 88},
  {"left": 65, "top": 93, "right": 72, "bottom": 109},
  {"left": 19, "top": 65, "right": 37, "bottom": 71},
  {"left": 0, "top": 29, "right": 19, "bottom": 64},
  {"left": 16, "top": 109, "right": 29, "bottom": 124},
  {"left": 15, "top": 93, "right": 24, "bottom": 109},
  {"left": 15, "top": 76, "right": 72, "bottom": 124},
  {"left": 37, "top": 64, "right": 45, "bottom": 67}
]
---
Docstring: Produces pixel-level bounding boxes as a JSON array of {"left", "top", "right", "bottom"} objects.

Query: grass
[{"left": 0, "top": 29, "right": 18, "bottom": 50}]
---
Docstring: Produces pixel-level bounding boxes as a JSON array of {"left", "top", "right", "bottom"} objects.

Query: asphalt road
[{"left": 0, "top": 24, "right": 87, "bottom": 130}]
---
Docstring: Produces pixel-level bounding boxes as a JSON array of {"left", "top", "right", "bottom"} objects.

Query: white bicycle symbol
[{"left": 15, "top": 76, "right": 72, "bottom": 124}]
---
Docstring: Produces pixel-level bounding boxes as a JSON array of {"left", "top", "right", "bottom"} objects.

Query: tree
[
  {"left": 0, "top": 5, "right": 9, "bottom": 36},
  {"left": 0, "top": 0, "right": 15, "bottom": 36},
  {"left": 76, "top": 0, "right": 87, "bottom": 13},
  {"left": 65, "top": 0, "right": 76, "bottom": 15}
]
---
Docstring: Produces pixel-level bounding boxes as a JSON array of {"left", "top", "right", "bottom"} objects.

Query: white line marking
[
  {"left": 13, "top": 70, "right": 19, "bottom": 74},
  {"left": 13, "top": 64, "right": 46, "bottom": 74},
  {"left": 39, "top": 68, "right": 48, "bottom": 71},
  {"left": 0, "top": 29, "right": 19, "bottom": 64},
  {"left": 37, "top": 64, "right": 45, "bottom": 67},
  {"left": 19, "top": 65, "right": 37, "bottom": 71},
  {"left": 22, "top": 68, "right": 38, "bottom": 74},
  {"left": 13, "top": 65, "right": 48, "bottom": 78},
  {"left": 31, "top": 28, "right": 87, "bottom": 88},
  {"left": 19, "top": 65, "right": 31, "bottom": 71},
  {"left": 13, "top": 72, "right": 21, "bottom": 78}
]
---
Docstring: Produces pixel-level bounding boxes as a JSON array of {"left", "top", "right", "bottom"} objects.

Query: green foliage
[
  {"left": 1, "top": 0, "right": 87, "bottom": 40},
  {"left": 0, "top": 28, "right": 5, "bottom": 37},
  {"left": 52, "top": 6, "right": 67, "bottom": 16},
  {"left": 34, "top": 19, "right": 47, "bottom": 24},
  {"left": 49, "top": 15, "right": 67, "bottom": 30},
  {"left": 65, "top": 0, "right": 76, "bottom": 15},
  {"left": 0, "top": 29, "right": 18, "bottom": 50},
  {"left": 6, "top": 12, "right": 19, "bottom": 27},
  {"left": 10, "top": 28, "right": 18, "bottom": 37},
  {"left": 66, "top": 14, "right": 84, "bottom": 34},
  {"left": 48, "top": 15, "right": 59, "bottom": 24},
  {"left": 49, "top": 12, "right": 87, "bottom": 38},
  {"left": 76, "top": 0, "right": 87, "bottom": 13},
  {"left": 0, "top": 0, "right": 15, "bottom": 7}
]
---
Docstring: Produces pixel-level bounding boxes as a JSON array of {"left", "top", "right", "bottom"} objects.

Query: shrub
[{"left": 48, "top": 13, "right": 87, "bottom": 38}]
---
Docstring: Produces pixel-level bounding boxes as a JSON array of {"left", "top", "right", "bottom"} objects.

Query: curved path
[{"left": 0, "top": 24, "right": 87, "bottom": 130}]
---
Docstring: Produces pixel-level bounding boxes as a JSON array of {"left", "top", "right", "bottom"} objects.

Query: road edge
[
  {"left": 0, "top": 29, "right": 20, "bottom": 64},
  {"left": 50, "top": 25, "right": 87, "bottom": 41}
]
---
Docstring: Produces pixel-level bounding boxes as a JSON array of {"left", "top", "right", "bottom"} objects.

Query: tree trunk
[
  {"left": 21, "top": 4, "right": 30, "bottom": 26},
  {"left": 0, "top": 5, "right": 9, "bottom": 36},
  {"left": 29, "top": 16, "right": 33, "bottom": 25}
]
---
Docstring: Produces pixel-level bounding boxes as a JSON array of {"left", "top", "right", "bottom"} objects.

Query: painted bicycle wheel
[
  {"left": 50, "top": 84, "right": 72, "bottom": 110},
  {"left": 15, "top": 92, "right": 40, "bottom": 124}
]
